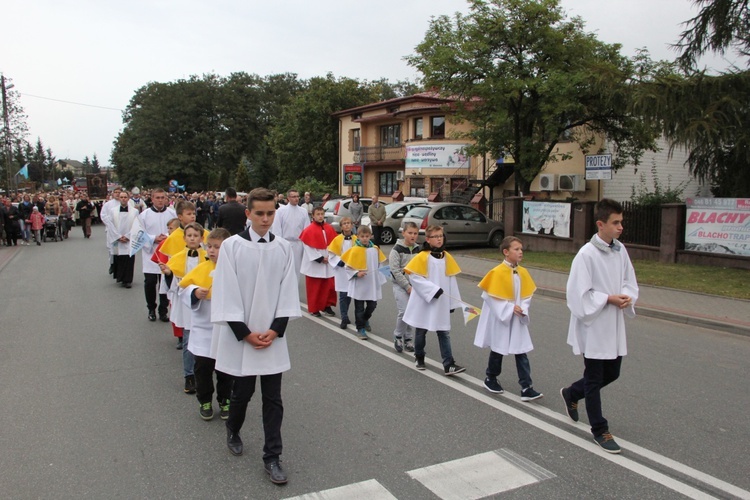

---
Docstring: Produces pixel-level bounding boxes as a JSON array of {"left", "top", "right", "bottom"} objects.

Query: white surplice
[
  {"left": 566, "top": 235, "right": 639, "bottom": 359},
  {"left": 271, "top": 204, "right": 310, "bottom": 274},
  {"left": 138, "top": 206, "right": 177, "bottom": 274},
  {"left": 345, "top": 247, "right": 387, "bottom": 301},
  {"left": 210, "top": 234, "right": 301, "bottom": 376},
  {"left": 168, "top": 255, "right": 201, "bottom": 329},
  {"left": 402, "top": 257, "right": 462, "bottom": 331},
  {"left": 105, "top": 205, "right": 138, "bottom": 256},
  {"left": 473, "top": 271, "right": 534, "bottom": 355},
  {"left": 328, "top": 237, "right": 355, "bottom": 292},
  {"left": 180, "top": 284, "right": 213, "bottom": 358}
]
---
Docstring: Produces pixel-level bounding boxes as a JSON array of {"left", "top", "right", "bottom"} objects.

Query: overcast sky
[{"left": 2, "top": 0, "right": 739, "bottom": 168}]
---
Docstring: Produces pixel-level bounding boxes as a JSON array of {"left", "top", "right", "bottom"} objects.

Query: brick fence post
[
  {"left": 660, "top": 203, "right": 686, "bottom": 263},
  {"left": 503, "top": 196, "right": 523, "bottom": 235},
  {"left": 572, "top": 201, "right": 596, "bottom": 249}
]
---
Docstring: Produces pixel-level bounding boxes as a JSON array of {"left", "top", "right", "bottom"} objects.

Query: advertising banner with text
[
  {"left": 405, "top": 144, "right": 470, "bottom": 169},
  {"left": 685, "top": 198, "right": 750, "bottom": 256},
  {"left": 522, "top": 201, "right": 571, "bottom": 238}
]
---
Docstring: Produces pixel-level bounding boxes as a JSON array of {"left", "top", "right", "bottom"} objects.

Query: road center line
[{"left": 299, "top": 304, "right": 749, "bottom": 500}]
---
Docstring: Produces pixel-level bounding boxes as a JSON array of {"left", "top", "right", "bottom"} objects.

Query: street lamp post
[{"left": 1, "top": 74, "right": 14, "bottom": 195}]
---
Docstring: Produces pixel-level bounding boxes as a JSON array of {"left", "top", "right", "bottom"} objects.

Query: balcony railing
[{"left": 354, "top": 145, "right": 405, "bottom": 163}]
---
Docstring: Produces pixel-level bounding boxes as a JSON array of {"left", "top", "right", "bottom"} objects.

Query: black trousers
[
  {"left": 569, "top": 356, "right": 622, "bottom": 437},
  {"left": 354, "top": 299, "right": 377, "bottom": 329},
  {"left": 144, "top": 273, "right": 169, "bottom": 315},
  {"left": 114, "top": 255, "right": 135, "bottom": 284},
  {"left": 227, "top": 373, "right": 283, "bottom": 462},
  {"left": 194, "top": 355, "right": 232, "bottom": 405}
]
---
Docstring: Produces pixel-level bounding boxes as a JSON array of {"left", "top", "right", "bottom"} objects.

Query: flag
[
  {"left": 129, "top": 219, "right": 155, "bottom": 256},
  {"left": 16, "top": 164, "right": 29, "bottom": 179},
  {"left": 462, "top": 304, "right": 482, "bottom": 325},
  {"left": 378, "top": 265, "right": 391, "bottom": 280}
]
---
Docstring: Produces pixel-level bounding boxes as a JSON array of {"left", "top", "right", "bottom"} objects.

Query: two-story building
[{"left": 333, "top": 92, "right": 709, "bottom": 207}]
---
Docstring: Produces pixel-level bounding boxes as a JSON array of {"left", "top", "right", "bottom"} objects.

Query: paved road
[{"left": 1, "top": 228, "right": 748, "bottom": 499}]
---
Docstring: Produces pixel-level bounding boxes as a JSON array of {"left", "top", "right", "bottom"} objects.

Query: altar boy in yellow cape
[
  {"left": 340, "top": 225, "right": 387, "bottom": 339},
  {"left": 473, "top": 235, "right": 543, "bottom": 401},
  {"left": 159, "top": 200, "right": 210, "bottom": 257}
]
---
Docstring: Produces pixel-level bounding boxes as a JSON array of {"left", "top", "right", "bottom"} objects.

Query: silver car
[{"left": 400, "top": 202, "right": 505, "bottom": 247}]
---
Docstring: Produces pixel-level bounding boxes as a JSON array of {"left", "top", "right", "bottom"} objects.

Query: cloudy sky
[{"left": 2, "top": 0, "right": 739, "bottom": 167}]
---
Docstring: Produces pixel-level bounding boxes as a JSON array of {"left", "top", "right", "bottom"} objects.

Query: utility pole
[{"left": 1, "top": 73, "right": 13, "bottom": 195}]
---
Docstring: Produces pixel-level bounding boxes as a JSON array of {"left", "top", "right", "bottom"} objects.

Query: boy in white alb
[
  {"left": 327, "top": 216, "right": 357, "bottom": 329},
  {"left": 389, "top": 221, "right": 420, "bottom": 353},
  {"left": 561, "top": 199, "right": 639, "bottom": 455},
  {"left": 179, "top": 227, "right": 232, "bottom": 421},
  {"left": 340, "top": 225, "right": 387, "bottom": 340},
  {"left": 403, "top": 225, "right": 465, "bottom": 376},
  {"left": 138, "top": 188, "right": 176, "bottom": 322},
  {"left": 473, "top": 236, "right": 542, "bottom": 401},
  {"left": 210, "top": 188, "right": 301, "bottom": 485},
  {"left": 299, "top": 206, "right": 337, "bottom": 317}
]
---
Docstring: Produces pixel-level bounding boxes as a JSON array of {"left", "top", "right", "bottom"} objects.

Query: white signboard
[
  {"left": 685, "top": 197, "right": 750, "bottom": 256},
  {"left": 406, "top": 144, "right": 469, "bottom": 169},
  {"left": 585, "top": 154, "right": 612, "bottom": 180},
  {"left": 522, "top": 201, "right": 571, "bottom": 238}
]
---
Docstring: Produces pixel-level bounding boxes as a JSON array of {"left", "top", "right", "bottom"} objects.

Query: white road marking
[
  {"left": 407, "top": 450, "right": 544, "bottom": 500},
  {"left": 283, "top": 479, "right": 397, "bottom": 500},
  {"left": 301, "top": 303, "right": 750, "bottom": 499}
]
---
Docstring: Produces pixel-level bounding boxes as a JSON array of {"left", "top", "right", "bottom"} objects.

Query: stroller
[{"left": 43, "top": 215, "right": 59, "bottom": 242}]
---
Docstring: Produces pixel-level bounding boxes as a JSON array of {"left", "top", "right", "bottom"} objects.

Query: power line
[{"left": 19, "top": 92, "right": 123, "bottom": 112}]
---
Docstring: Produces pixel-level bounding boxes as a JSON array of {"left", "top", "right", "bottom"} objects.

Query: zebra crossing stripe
[{"left": 283, "top": 478, "right": 397, "bottom": 500}]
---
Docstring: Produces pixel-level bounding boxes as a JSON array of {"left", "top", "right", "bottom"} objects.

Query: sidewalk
[{"left": 453, "top": 253, "right": 750, "bottom": 337}]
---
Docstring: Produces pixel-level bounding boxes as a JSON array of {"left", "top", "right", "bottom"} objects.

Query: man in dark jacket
[
  {"left": 216, "top": 187, "right": 247, "bottom": 235},
  {"left": 75, "top": 193, "right": 95, "bottom": 238}
]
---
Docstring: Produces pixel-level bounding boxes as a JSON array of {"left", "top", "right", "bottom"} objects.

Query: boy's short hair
[
  {"left": 340, "top": 216, "right": 352, "bottom": 224},
  {"left": 152, "top": 188, "right": 166, "bottom": 195},
  {"left": 175, "top": 200, "right": 196, "bottom": 215},
  {"left": 402, "top": 221, "right": 419, "bottom": 231},
  {"left": 500, "top": 235, "right": 522, "bottom": 252},
  {"left": 183, "top": 222, "right": 204, "bottom": 235},
  {"left": 208, "top": 227, "right": 231, "bottom": 242},
  {"left": 357, "top": 225, "right": 372, "bottom": 236},
  {"left": 312, "top": 206, "right": 325, "bottom": 215},
  {"left": 167, "top": 217, "right": 180, "bottom": 228},
  {"left": 425, "top": 225, "right": 443, "bottom": 237},
  {"left": 247, "top": 187, "right": 275, "bottom": 209},
  {"left": 225, "top": 187, "right": 237, "bottom": 199},
  {"left": 594, "top": 198, "right": 623, "bottom": 223}
]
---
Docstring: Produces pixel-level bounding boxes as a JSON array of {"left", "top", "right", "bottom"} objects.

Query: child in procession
[
  {"left": 389, "top": 221, "right": 420, "bottom": 353},
  {"left": 473, "top": 236, "right": 543, "bottom": 401},
  {"left": 179, "top": 227, "right": 232, "bottom": 421},
  {"left": 327, "top": 216, "right": 357, "bottom": 329},
  {"left": 561, "top": 198, "right": 639, "bottom": 454},
  {"left": 403, "top": 225, "right": 465, "bottom": 375},
  {"left": 160, "top": 222, "right": 206, "bottom": 395},
  {"left": 299, "top": 206, "right": 338, "bottom": 317},
  {"left": 340, "top": 225, "right": 387, "bottom": 340},
  {"left": 210, "top": 187, "right": 301, "bottom": 485}
]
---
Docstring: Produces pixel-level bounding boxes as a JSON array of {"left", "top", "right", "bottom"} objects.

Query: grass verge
[{"left": 459, "top": 249, "right": 750, "bottom": 300}]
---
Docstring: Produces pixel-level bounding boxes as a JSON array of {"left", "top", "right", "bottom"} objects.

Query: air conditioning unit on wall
[
  {"left": 558, "top": 174, "right": 586, "bottom": 192},
  {"left": 396, "top": 170, "right": 405, "bottom": 181},
  {"left": 539, "top": 173, "right": 557, "bottom": 191}
]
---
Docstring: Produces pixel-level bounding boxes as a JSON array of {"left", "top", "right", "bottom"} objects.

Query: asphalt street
[{"left": 0, "top": 227, "right": 748, "bottom": 500}]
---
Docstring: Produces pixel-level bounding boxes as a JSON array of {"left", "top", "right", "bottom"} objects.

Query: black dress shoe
[
  {"left": 264, "top": 460, "right": 288, "bottom": 484},
  {"left": 159, "top": 314, "right": 170, "bottom": 322},
  {"left": 124, "top": 283, "right": 132, "bottom": 289},
  {"left": 148, "top": 311, "right": 156, "bottom": 321},
  {"left": 310, "top": 311, "right": 322, "bottom": 318},
  {"left": 226, "top": 427, "right": 243, "bottom": 456},
  {"left": 323, "top": 306, "right": 336, "bottom": 316},
  {"left": 339, "top": 319, "right": 349, "bottom": 329}
]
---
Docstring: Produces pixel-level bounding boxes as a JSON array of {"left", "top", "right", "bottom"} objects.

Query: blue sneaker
[
  {"left": 356, "top": 328, "right": 368, "bottom": 340},
  {"left": 484, "top": 377, "right": 504, "bottom": 394},
  {"left": 521, "top": 387, "right": 543, "bottom": 401}
]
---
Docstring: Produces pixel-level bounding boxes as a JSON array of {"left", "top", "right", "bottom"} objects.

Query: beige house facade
[{"left": 334, "top": 93, "right": 707, "bottom": 206}]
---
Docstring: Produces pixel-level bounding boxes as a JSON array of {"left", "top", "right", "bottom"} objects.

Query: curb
[{"left": 458, "top": 269, "right": 750, "bottom": 338}]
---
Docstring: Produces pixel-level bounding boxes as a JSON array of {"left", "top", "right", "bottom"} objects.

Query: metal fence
[{"left": 619, "top": 201, "right": 661, "bottom": 247}]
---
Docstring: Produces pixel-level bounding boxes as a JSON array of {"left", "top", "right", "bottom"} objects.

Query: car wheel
[
  {"left": 380, "top": 227, "right": 395, "bottom": 245},
  {"left": 489, "top": 230, "right": 504, "bottom": 248}
]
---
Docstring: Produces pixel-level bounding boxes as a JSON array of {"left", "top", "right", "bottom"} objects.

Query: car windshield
[
  {"left": 385, "top": 203, "right": 405, "bottom": 216},
  {"left": 404, "top": 206, "right": 431, "bottom": 219},
  {"left": 322, "top": 200, "right": 338, "bottom": 212}
]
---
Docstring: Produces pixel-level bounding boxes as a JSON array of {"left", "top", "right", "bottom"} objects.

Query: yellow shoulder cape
[
  {"left": 405, "top": 250, "right": 461, "bottom": 277},
  {"left": 478, "top": 263, "right": 536, "bottom": 300},
  {"left": 179, "top": 259, "right": 216, "bottom": 299},
  {"left": 340, "top": 245, "right": 386, "bottom": 271},
  {"left": 160, "top": 227, "right": 210, "bottom": 257},
  {"left": 328, "top": 234, "right": 358, "bottom": 256},
  {"left": 167, "top": 248, "right": 207, "bottom": 279}
]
